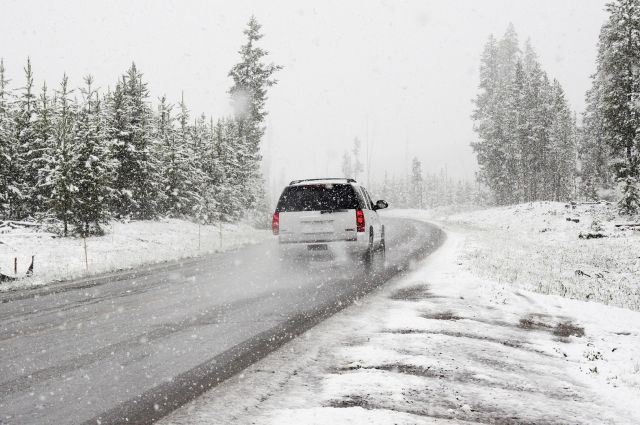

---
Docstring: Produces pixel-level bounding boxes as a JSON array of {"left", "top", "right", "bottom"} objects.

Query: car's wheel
[
  {"left": 378, "top": 233, "right": 386, "bottom": 266},
  {"left": 362, "top": 229, "right": 375, "bottom": 273}
]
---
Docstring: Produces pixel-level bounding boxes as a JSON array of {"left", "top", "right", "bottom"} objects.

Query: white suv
[{"left": 272, "top": 178, "right": 388, "bottom": 267}]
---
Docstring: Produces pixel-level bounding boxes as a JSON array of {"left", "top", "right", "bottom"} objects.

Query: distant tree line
[
  {"left": 474, "top": 0, "right": 640, "bottom": 216},
  {"left": 337, "top": 139, "right": 482, "bottom": 210},
  {"left": 374, "top": 157, "right": 484, "bottom": 210},
  {"left": 0, "top": 17, "right": 280, "bottom": 236}
]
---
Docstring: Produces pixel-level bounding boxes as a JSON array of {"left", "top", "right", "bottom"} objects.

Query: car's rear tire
[
  {"left": 362, "top": 229, "right": 378, "bottom": 275},
  {"left": 363, "top": 228, "right": 386, "bottom": 276}
]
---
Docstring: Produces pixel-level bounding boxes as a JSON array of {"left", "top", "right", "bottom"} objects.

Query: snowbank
[
  {"left": 428, "top": 201, "right": 640, "bottom": 311},
  {"left": 0, "top": 219, "right": 270, "bottom": 291}
]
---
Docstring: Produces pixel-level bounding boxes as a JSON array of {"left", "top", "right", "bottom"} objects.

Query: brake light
[
  {"left": 272, "top": 211, "right": 280, "bottom": 235},
  {"left": 356, "top": 209, "right": 365, "bottom": 232}
]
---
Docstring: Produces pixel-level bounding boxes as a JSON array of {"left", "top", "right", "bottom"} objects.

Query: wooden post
[
  {"left": 83, "top": 237, "right": 89, "bottom": 272},
  {"left": 14, "top": 257, "right": 17, "bottom": 275},
  {"left": 26, "top": 255, "right": 34, "bottom": 277},
  {"left": 219, "top": 214, "right": 223, "bottom": 250}
]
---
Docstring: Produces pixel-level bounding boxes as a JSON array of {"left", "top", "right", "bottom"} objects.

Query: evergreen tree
[
  {"left": 31, "top": 83, "right": 55, "bottom": 215},
  {"left": 522, "top": 42, "right": 553, "bottom": 201},
  {"left": 472, "top": 30, "right": 520, "bottom": 204},
  {"left": 157, "top": 95, "right": 202, "bottom": 217},
  {"left": 548, "top": 81, "right": 576, "bottom": 200},
  {"left": 70, "top": 76, "right": 114, "bottom": 236},
  {"left": 228, "top": 16, "right": 282, "bottom": 212},
  {"left": 341, "top": 151, "right": 352, "bottom": 178},
  {"left": 12, "top": 59, "right": 38, "bottom": 218},
  {"left": 108, "top": 63, "right": 163, "bottom": 219},
  {"left": 0, "top": 59, "right": 17, "bottom": 219},
  {"left": 46, "top": 75, "right": 76, "bottom": 236},
  {"left": 410, "top": 157, "right": 423, "bottom": 208},
  {"left": 105, "top": 78, "right": 129, "bottom": 216},
  {"left": 580, "top": 72, "right": 611, "bottom": 200},
  {"left": 193, "top": 116, "right": 221, "bottom": 224},
  {"left": 213, "top": 117, "right": 243, "bottom": 221},
  {"left": 592, "top": 0, "right": 640, "bottom": 214},
  {"left": 352, "top": 138, "right": 364, "bottom": 181}
]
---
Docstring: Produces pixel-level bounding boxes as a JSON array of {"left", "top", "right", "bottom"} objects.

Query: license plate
[{"left": 307, "top": 244, "right": 328, "bottom": 251}]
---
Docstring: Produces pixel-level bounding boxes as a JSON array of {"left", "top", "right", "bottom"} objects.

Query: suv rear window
[{"left": 276, "top": 184, "right": 362, "bottom": 212}]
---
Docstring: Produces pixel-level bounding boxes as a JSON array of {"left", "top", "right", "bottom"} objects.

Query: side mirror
[{"left": 374, "top": 200, "right": 388, "bottom": 211}]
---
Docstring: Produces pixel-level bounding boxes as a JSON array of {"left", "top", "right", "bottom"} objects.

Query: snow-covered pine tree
[
  {"left": 410, "top": 157, "right": 423, "bottom": 208},
  {"left": 191, "top": 113, "right": 208, "bottom": 153},
  {"left": 175, "top": 94, "right": 203, "bottom": 215},
  {"left": 592, "top": 0, "right": 640, "bottom": 214},
  {"left": 190, "top": 112, "right": 213, "bottom": 222},
  {"left": 424, "top": 173, "right": 437, "bottom": 207},
  {"left": 579, "top": 72, "right": 612, "bottom": 200},
  {"left": 521, "top": 41, "right": 550, "bottom": 201},
  {"left": 548, "top": 81, "right": 577, "bottom": 201},
  {"left": 352, "top": 138, "right": 364, "bottom": 181},
  {"left": 31, "top": 83, "right": 55, "bottom": 216},
  {"left": 193, "top": 116, "right": 220, "bottom": 224},
  {"left": 70, "top": 76, "right": 114, "bottom": 236},
  {"left": 504, "top": 57, "right": 525, "bottom": 202},
  {"left": 228, "top": 16, "right": 282, "bottom": 213},
  {"left": 105, "top": 77, "right": 130, "bottom": 217},
  {"left": 0, "top": 59, "right": 17, "bottom": 219},
  {"left": 46, "top": 74, "right": 76, "bottom": 236},
  {"left": 13, "top": 59, "right": 39, "bottom": 218},
  {"left": 532, "top": 75, "right": 555, "bottom": 201},
  {"left": 108, "top": 63, "right": 163, "bottom": 219},
  {"left": 471, "top": 34, "right": 498, "bottom": 201},
  {"left": 341, "top": 151, "right": 352, "bottom": 178},
  {"left": 155, "top": 95, "right": 175, "bottom": 215},
  {"left": 212, "top": 117, "right": 243, "bottom": 221},
  {"left": 496, "top": 25, "right": 523, "bottom": 204},
  {"left": 472, "top": 29, "right": 519, "bottom": 205},
  {"left": 156, "top": 94, "right": 202, "bottom": 217}
]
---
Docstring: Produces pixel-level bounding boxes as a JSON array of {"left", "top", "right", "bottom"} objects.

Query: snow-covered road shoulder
[
  {"left": 0, "top": 219, "right": 270, "bottom": 292},
  {"left": 160, "top": 214, "right": 640, "bottom": 425}
]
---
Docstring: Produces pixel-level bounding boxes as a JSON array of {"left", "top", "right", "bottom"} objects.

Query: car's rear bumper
[{"left": 277, "top": 236, "right": 368, "bottom": 259}]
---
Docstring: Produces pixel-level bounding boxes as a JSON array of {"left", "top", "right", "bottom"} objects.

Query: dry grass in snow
[{"left": 437, "top": 202, "right": 640, "bottom": 311}]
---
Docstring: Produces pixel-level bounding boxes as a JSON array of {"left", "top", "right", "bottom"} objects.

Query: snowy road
[
  {"left": 160, "top": 221, "right": 640, "bottom": 425},
  {"left": 0, "top": 217, "right": 443, "bottom": 425}
]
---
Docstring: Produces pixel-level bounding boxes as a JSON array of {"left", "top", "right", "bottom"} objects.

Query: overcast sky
[{"left": 0, "top": 0, "right": 608, "bottom": 193}]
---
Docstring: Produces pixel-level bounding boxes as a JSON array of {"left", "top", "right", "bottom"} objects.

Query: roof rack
[{"left": 289, "top": 178, "right": 357, "bottom": 185}]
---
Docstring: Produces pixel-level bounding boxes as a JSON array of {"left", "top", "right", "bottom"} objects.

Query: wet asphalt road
[{"left": 0, "top": 217, "right": 443, "bottom": 425}]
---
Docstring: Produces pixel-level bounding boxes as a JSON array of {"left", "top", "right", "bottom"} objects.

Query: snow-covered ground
[
  {"left": 160, "top": 206, "right": 640, "bottom": 424},
  {"left": 0, "top": 219, "right": 270, "bottom": 291},
  {"left": 440, "top": 201, "right": 640, "bottom": 311}
]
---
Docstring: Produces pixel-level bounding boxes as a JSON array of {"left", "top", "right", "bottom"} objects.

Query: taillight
[
  {"left": 356, "top": 209, "right": 365, "bottom": 232},
  {"left": 272, "top": 211, "right": 280, "bottom": 235}
]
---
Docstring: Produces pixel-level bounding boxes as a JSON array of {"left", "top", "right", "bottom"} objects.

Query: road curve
[{"left": 0, "top": 217, "right": 443, "bottom": 425}]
